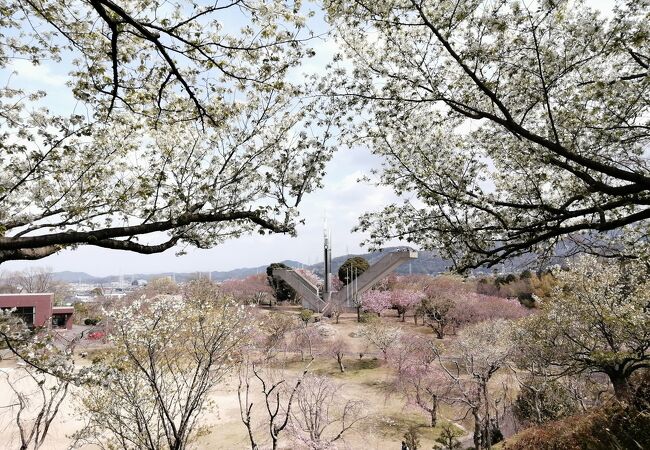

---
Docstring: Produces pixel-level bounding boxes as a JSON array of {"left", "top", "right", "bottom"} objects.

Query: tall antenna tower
[{"left": 323, "top": 217, "right": 332, "bottom": 295}]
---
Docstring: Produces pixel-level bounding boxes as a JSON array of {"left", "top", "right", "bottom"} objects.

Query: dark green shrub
[
  {"left": 435, "top": 422, "right": 463, "bottom": 449},
  {"left": 514, "top": 379, "right": 578, "bottom": 426},
  {"left": 358, "top": 312, "right": 378, "bottom": 323},
  {"left": 298, "top": 309, "right": 313, "bottom": 325},
  {"left": 520, "top": 269, "right": 533, "bottom": 279},
  {"left": 403, "top": 425, "right": 420, "bottom": 450}
]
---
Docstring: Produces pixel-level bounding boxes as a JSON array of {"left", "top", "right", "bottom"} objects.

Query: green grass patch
[{"left": 370, "top": 412, "right": 460, "bottom": 443}]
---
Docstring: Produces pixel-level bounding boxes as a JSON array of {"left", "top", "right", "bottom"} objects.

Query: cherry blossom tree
[
  {"left": 0, "top": 0, "right": 334, "bottom": 263},
  {"left": 326, "top": 0, "right": 650, "bottom": 270}
]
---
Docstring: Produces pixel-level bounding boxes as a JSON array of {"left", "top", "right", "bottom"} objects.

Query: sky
[{"left": 0, "top": 0, "right": 615, "bottom": 277}]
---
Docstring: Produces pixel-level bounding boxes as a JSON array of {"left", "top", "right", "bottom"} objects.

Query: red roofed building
[{"left": 0, "top": 293, "right": 74, "bottom": 329}]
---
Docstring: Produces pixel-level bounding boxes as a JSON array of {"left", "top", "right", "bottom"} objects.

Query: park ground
[{"left": 0, "top": 307, "right": 480, "bottom": 449}]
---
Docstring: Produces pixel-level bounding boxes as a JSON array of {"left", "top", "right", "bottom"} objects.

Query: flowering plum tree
[
  {"left": 259, "top": 311, "right": 299, "bottom": 358},
  {"left": 390, "top": 289, "right": 424, "bottom": 322},
  {"left": 327, "top": 336, "right": 349, "bottom": 373},
  {"left": 296, "top": 269, "right": 324, "bottom": 290},
  {"left": 220, "top": 274, "right": 274, "bottom": 306},
  {"left": 419, "top": 275, "right": 526, "bottom": 337},
  {"left": 360, "top": 290, "right": 392, "bottom": 316},
  {"left": 516, "top": 256, "right": 650, "bottom": 401},
  {"left": 419, "top": 295, "right": 456, "bottom": 339},
  {"left": 238, "top": 360, "right": 310, "bottom": 450},
  {"left": 289, "top": 323, "right": 324, "bottom": 362},
  {"left": 439, "top": 319, "right": 514, "bottom": 449},
  {"left": 289, "top": 374, "right": 367, "bottom": 449},
  {"left": 452, "top": 294, "right": 527, "bottom": 329},
  {"left": 74, "top": 282, "right": 251, "bottom": 449},
  {"left": 326, "top": 0, "right": 650, "bottom": 270},
  {"left": 391, "top": 334, "right": 448, "bottom": 427},
  {"left": 358, "top": 321, "right": 402, "bottom": 360}
]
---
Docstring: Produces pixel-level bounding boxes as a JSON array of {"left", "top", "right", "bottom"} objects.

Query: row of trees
[
  {"left": 1, "top": 255, "right": 648, "bottom": 449},
  {"left": 0, "top": 268, "right": 71, "bottom": 304},
  {"left": 361, "top": 274, "right": 527, "bottom": 335}
]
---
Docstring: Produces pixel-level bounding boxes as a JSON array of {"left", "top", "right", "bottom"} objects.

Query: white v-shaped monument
[{"left": 272, "top": 225, "right": 418, "bottom": 314}]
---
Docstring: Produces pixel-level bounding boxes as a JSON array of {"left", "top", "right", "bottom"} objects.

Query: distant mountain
[
  {"left": 51, "top": 259, "right": 305, "bottom": 284},
  {"left": 52, "top": 244, "right": 562, "bottom": 284},
  {"left": 52, "top": 271, "right": 116, "bottom": 284}
]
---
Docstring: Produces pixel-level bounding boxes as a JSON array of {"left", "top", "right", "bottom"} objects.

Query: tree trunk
[
  {"left": 472, "top": 409, "right": 482, "bottom": 450},
  {"left": 484, "top": 384, "right": 491, "bottom": 450},
  {"left": 609, "top": 372, "right": 632, "bottom": 401},
  {"left": 430, "top": 395, "right": 438, "bottom": 427},
  {"left": 244, "top": 422, "right": 258, "bottom": 450}
]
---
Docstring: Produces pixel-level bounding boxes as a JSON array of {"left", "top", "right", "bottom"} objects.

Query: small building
[{"left": 0, "top": 293, "right": 74, "bottom": 330}]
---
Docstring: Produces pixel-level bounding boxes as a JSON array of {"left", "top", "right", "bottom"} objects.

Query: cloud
[{"left": 8, "top": 59, "right": 69, "bottom": 87}]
